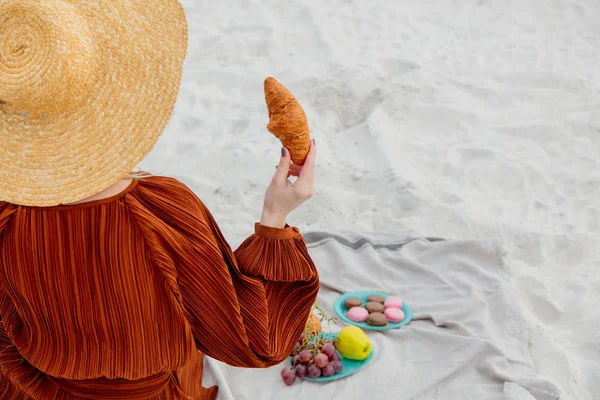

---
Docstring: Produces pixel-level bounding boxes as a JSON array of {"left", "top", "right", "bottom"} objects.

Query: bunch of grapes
[
  {"left": 281, "top": 302, "right": 344, "bottom": 386},
  {"left": 281, "top": 338, "right": 344, "bottom": 385}
]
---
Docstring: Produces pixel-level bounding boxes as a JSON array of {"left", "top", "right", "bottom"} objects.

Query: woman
[{"left": 0, "top": 0, "right": 319, "bottom": 399}]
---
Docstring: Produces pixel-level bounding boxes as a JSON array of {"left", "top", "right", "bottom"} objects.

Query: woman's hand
[{"left": 260, "top": 140, "right": 316, "bottom": 228}]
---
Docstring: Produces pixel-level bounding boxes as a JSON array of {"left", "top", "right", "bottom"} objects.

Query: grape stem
[{"left": 293, "top": 302, "right": 339, "bottom": 358}]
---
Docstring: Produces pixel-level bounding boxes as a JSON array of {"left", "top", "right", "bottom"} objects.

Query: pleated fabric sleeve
[
  {"left": 127, "top": 177, "right": 320, "bottom": 367},
  {"left": 0, "top": 175, "right": 320, "bottom": 399}
]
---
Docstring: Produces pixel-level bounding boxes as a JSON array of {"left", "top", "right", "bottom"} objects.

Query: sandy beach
[{"left": 139, "top": 1, "right": 599, "bottom": 398}]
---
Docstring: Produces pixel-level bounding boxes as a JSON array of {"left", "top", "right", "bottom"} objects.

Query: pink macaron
[
  {"left": 384, "top": 296, "right": 403, "bottom": 309},
  {"left": 347, "top": 307, "right": 369, "bottom": 322},
  {"left": 384, "top": 307, "right": 405, "bottom": 323}
]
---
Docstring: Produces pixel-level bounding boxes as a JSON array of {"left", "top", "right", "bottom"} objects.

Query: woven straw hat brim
[{"left": 0, "top": 0, "right": 188, "bottom": 206}]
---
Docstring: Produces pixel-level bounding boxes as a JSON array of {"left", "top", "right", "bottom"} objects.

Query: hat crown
[
  {"left": 0, "top": 0, "right": 188, "bottom": 207},
  {"left": 0, "top": 0, "right": 97, "bottom": 119}
]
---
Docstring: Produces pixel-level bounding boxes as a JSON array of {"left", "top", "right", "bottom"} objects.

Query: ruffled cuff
[
  {"left": 254, "top": 223, "right": 302, "bottom": 239},
  {"left": 233, "top": 224, "right": 317, "bottom": 282}
]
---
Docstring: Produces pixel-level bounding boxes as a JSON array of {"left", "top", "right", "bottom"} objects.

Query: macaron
[
  {"left": 384, "top": 296, "right": 403, "bottom": 309},
  {"left": 343, "top": 297, "right": 363, "bottom": 310},
  {"left": 347, "top": 307, "right": 369, "bottom": 322},
  {"left": 367, "top": 294, "right": 385, "bottom": 304},
  {"left": 384, "top": 307, "right": 405, "bottom": 323},
  {"left": 365, "top": 301, "right": 385, "bottom": 314},
  {"left": 366, "top": 312, "right": 388, "bottom": 326}
]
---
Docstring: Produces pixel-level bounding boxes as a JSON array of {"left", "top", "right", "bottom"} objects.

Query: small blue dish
[
  {"left": 334, "top": 291, "right": 413, "bottom": 331},
  {"left": 288, "top": 332, "right": 375, "bottom": 382}
]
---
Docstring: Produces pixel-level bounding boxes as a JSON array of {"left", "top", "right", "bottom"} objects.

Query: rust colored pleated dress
[{"left": 0, "top": 176, "right": 320, "bottom": 399}]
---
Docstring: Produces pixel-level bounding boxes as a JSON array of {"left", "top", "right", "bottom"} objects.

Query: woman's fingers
[
  {"left": 288, "top": 162, "right": 302, "bottom": 177},
  {"left": 273, "top": 140, "right": 315, "bottom": 192},
  {"left": 272, "top": 147, "right": 291, "bottom": 186},
  {"left": 296, "top": 140, "right": 316, "bottom": 184},
  {"left": 277, "top": 160, "right": 303, "bottom": 176},
  {"left": 293, "top": 140, "right": 316, "bottom": 199}
]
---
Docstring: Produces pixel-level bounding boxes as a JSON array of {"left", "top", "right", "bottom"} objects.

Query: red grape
[
  {"left": 281, "top": 368, "right": 296, "bottom": 385},
  {"left": 307, "top": 364, "right": 321, "bottom": 379},
  {"left": 298, "top": 334, "right": 305, "bottom": 344},
  {"left": 331, "top": 352, "right": 341, "bottom": 362},
  {"left": 321, "top": 364, "right": 335, "bottom": 377},
  {"left": 295, "top": 364, "right": 307, "bottom": 378},
  {"left": 321, "top": 343, "right": 336, "bottom": 360},
  {"left": 331, "top": 360, "right": 343, "bottom": 374},
  {"left": 315, "top": 353, "right": 329, "bottom": 368},
  {"left": 298, "top": 350, "right": 313, "bottom": 365}
]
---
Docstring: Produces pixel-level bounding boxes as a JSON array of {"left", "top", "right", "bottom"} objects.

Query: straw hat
[{"left": 0, "top": 0, "right": 188, "bottom": 206}]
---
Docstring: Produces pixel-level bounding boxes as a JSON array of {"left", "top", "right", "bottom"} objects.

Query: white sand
[{"left": 140, "top": 1, "right": 599, "bottom": 398}]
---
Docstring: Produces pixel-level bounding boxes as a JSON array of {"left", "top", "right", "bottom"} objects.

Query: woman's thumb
[{"left": 273, "top": 147, "right": 291, "bottom": 184}]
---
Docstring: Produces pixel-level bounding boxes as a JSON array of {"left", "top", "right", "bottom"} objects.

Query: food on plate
[
  {"left": 384, "top": 307, "right": 405, "bottom": 323},
  {"left": 343, "top": 297, "right": 363, "bottom": 310},
  {"left": 295, "top": 364, "right": 307, "bottom": 378},
  {"left": 307, "top": 364, "right": 321, "bottom": 379},
  {"left": 366, "top": 294, "right": 385, "bottom": 304},
  {"left": 383, "top": 296, "right": 403, "bottom": 309},
  {"left": 366, "top": 312, "right": 388, "bottom": 326},
  {"left": 337, "top": 292, "right": 412, "bottom": 330},
  {"left": 331, "top": 360, "right": 343, "bottom": 374},
  {"left": 321, "top": 364, "right": 336, "bottom": 377},
  {"left": 321, "top": 343, "right": 336, "bottom": 359},
  {"left": 365, "top": 301, "right": 385, "bottom": 313},
  {"left": 298, "top": 350, "right": 313, "bottom": 365},
  {"left": 347, "top": 306, "right": 369, "bottom": 322},
  {"left": 334, "top": 326, "right": 372, "bottom": 361},
  {"left": 315, "top": 353, "right": 329, "bottom": 368},
  {"left": 307, "top": 314, "right": 322, "bottom": 334},
  {"left": 283, "top": 303, "right": 344, "bottom": 385}
]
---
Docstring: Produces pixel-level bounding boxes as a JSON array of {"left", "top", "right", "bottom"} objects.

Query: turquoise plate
[
  {"left": 288, "top": 332, "right": 375, "bottom": 382},
  {"left": 334, "top": 290, "right": 413, "bottom": 331}
]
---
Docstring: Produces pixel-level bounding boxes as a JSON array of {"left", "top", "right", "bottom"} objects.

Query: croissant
[{"left": 264, "top": 77, "right": 311, "bottom": 166}]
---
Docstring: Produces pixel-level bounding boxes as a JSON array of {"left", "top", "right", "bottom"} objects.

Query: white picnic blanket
[{"left": 202, "top": 232, "right": 561, "bottom": 400}]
